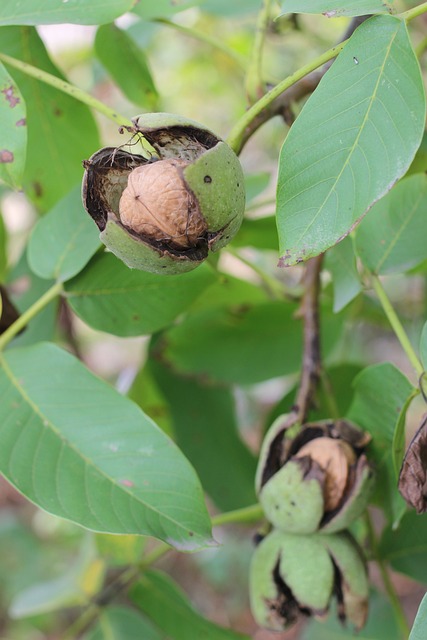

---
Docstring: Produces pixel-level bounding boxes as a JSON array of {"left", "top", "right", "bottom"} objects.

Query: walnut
[
  {"left": 119, "top": 159, "right": 207, "bottom": 250},
  {"left": 295, "top": 437, "right": 356, "bottom": 511}
]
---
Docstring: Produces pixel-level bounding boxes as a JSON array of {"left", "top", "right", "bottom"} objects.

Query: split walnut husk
[
  {"left": 250, "top": 529, "right": 369, "bottom": 632},
  {"left": 256, "top": 416, "right": 375, "bottom": 534},
  {"left": 82, "top": 113, "right": 245, "bottom": 275}
]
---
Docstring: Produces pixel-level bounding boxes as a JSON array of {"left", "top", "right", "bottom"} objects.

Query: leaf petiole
[
  {"left": 0, "top": 281, "right": 63, "bottom": 352},
  {"left": 372, "top": 275, "right": 424, "bottom": 379}
]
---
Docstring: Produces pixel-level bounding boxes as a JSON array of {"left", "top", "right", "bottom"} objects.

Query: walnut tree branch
[{"left": 238, "top": 15, "right": 371, "bottom": 150}]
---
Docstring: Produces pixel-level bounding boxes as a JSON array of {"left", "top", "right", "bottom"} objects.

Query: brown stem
[
  {"left": 260, "top": 254, "right": 324, "bottom": 484},
  {"left": 293, "top": 253, "right": 324, "bottom": 423},
  {"left": 238, "top": 15, "right": 371, "bottom": 149}
]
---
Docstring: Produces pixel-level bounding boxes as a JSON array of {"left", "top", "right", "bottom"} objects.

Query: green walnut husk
[
  {"left": 82, "top": 113, "right": 245, "bottom": 275},
  {"left": 256, "top": 416, "right": 375, "bottom": 534},
  {"left": 249, "top": 529, "right": 369, "bottom": 632}
]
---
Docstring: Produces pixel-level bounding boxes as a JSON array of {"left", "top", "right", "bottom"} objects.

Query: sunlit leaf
[
  {"left": 276, "top": 16, "right": 425, "bottom": 266},
  {"left": 0, "top": 343, "right": 213, "bottom": 550},
  {"left": 0, "top": 0, "right": 135, "bottom": 26}
]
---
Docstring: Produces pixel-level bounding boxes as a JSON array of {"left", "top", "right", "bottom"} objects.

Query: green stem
[
  {"left": 415, "top": 34, "right": 427, "bottom": 57},
  {"left": 365, "top": 512, "right": 410, "bottom": 639},
  {"left": 226, "top": 41, "right": 346, "bottom": 153},
  {"left": 212, "top": 503, "right": 264, "bottom": 527},
  {"left": 0, "top": 281, "right": 63, "bottom": 352},
  {"left": 402, "top": 1, "right": 427, "bottom": 22},
  {"left": 372, "top": 276, "right": 424, "bottom": 378},
  {"left": 245, "top": 0, "right": 273, "bottom": 103},
  {"left": 153, "top": 18, "right": 246, "bottom": 71},
  {"left": 0, "top": 52, "right": 133, "bottom": 129}
]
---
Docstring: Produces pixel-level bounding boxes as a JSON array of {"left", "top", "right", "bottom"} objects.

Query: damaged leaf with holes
[{"left": 82, "top": 113, "right": 245, "bottom": 275}]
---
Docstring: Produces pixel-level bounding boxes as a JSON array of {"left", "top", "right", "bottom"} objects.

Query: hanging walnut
[{"left": 82, "top": 113, "right": 245, "bottom": 275}]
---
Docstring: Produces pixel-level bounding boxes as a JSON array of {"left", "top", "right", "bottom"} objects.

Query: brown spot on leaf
[
  {"left": 53, "top": 107, "right": 63, "bottom": 117},
  {"left": 1, "top": 85, "right": 20, "bottom": 108},
  {"left": 32, "top": 182, "right": 43, "bottom": 198},
  {"left": 16, "top": 118, "right": 26, "bottom": 127},
  {"left": 0, "top": 149, "right": 13, "bottom": 163},
  {"left": 398, "top": 414, "right": 427, "bottom": 513}
]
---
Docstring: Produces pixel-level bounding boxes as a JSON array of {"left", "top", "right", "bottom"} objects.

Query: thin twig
[
  {"left": 233, "top": 16, "right": 371, "bottom": 151},
  {"left": 292, "top": 254, "right": 324, "bottom": 423}
]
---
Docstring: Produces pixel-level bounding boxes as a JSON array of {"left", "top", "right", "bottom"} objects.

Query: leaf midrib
[{"left": 295, "top": 21, "right": 400, "bottom": 246}]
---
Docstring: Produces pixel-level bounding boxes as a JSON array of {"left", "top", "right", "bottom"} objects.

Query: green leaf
[
  {"left": 130, "top": 570, "right": 249, "bottom": 640},
  {"left": 201, "top": 0, "right": 261, "bottom": 16},
  {"left": 95, "top": 533, "right": 145, "bottom": 566},
  {"left": 10, "top": 537, "right": 103, "bottom": 618},
  {"left": 7, "top": 251, "right": 57, "bottom": 348},
  {"left": 157, "top": 300, "right": 342, "bottom": 385},
  {"left": 302, "top": 590, "right": 399, "bottom": 639},
  {"left": 0, "top": 27, "right": 100, "bottom": 211},
  {"left": 355, "top": 174, "right": 427, "bottom": 274},
  {"left": 280, "top": 0, "right": 393, "bottom": 18},
  {"left": 0, "top": 213, "right": 7, "bottom": 281},
  {"left": 276, "top": 16, "right": 426, "bottom": 266},
  {"left": 0, "top": 343, "right": 213, "bottom": 550},
  {"left": 231, "top": 216, "right": 278, "bottom": 251},
  {"left": 95, "top": 24, "right": 158, "bottom": 110},
  {"left": 128, "top": 365, "right": 174, "bottom": 438},
  {"left": 347, "top": 363, "right": 415, "bottom": 523},
  {"left": 65, "top": 253, "right": 217, "bottom": 337},
  {"left": 0, "top": 0, "right": 135, "bottom": 26},
  {"left": 325, "top": 236, "right": 362, "bottom": 312},
  {"left": 379, "top": 510, "right": 427, "bottom": 584},
  {"left": 150, "top": 358, "right": 257, "bottom": 511},
  {"left": 27, "top": 186, "right": 100, "bottom": 282},
  {"left": 408, "top": 131, "right": 427, "bottom": 176},
  {"left": 409, "top": 593, "right": 427, "bottom": 640},
  {"left": 0, "top": 61, "right": 26, "bottom": 189},
  {"left": 83, "top": 606, "right": 164, "bottom": 640},
  {"left": 132, "top": 0, "right": 203, "bottom": 19},
  {"left": 245, "top": 172, "right": 271, "bottom": 203},
  {"left": 189, "top": 272, "right": 268, "bottom": 312},
  {"left": 420, "top": 321, "right": 427, "bottom": 371}
]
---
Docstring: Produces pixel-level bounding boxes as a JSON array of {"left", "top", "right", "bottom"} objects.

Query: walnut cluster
[{"left": 118, "top": 158, "right": 207, "bottom": 250}]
